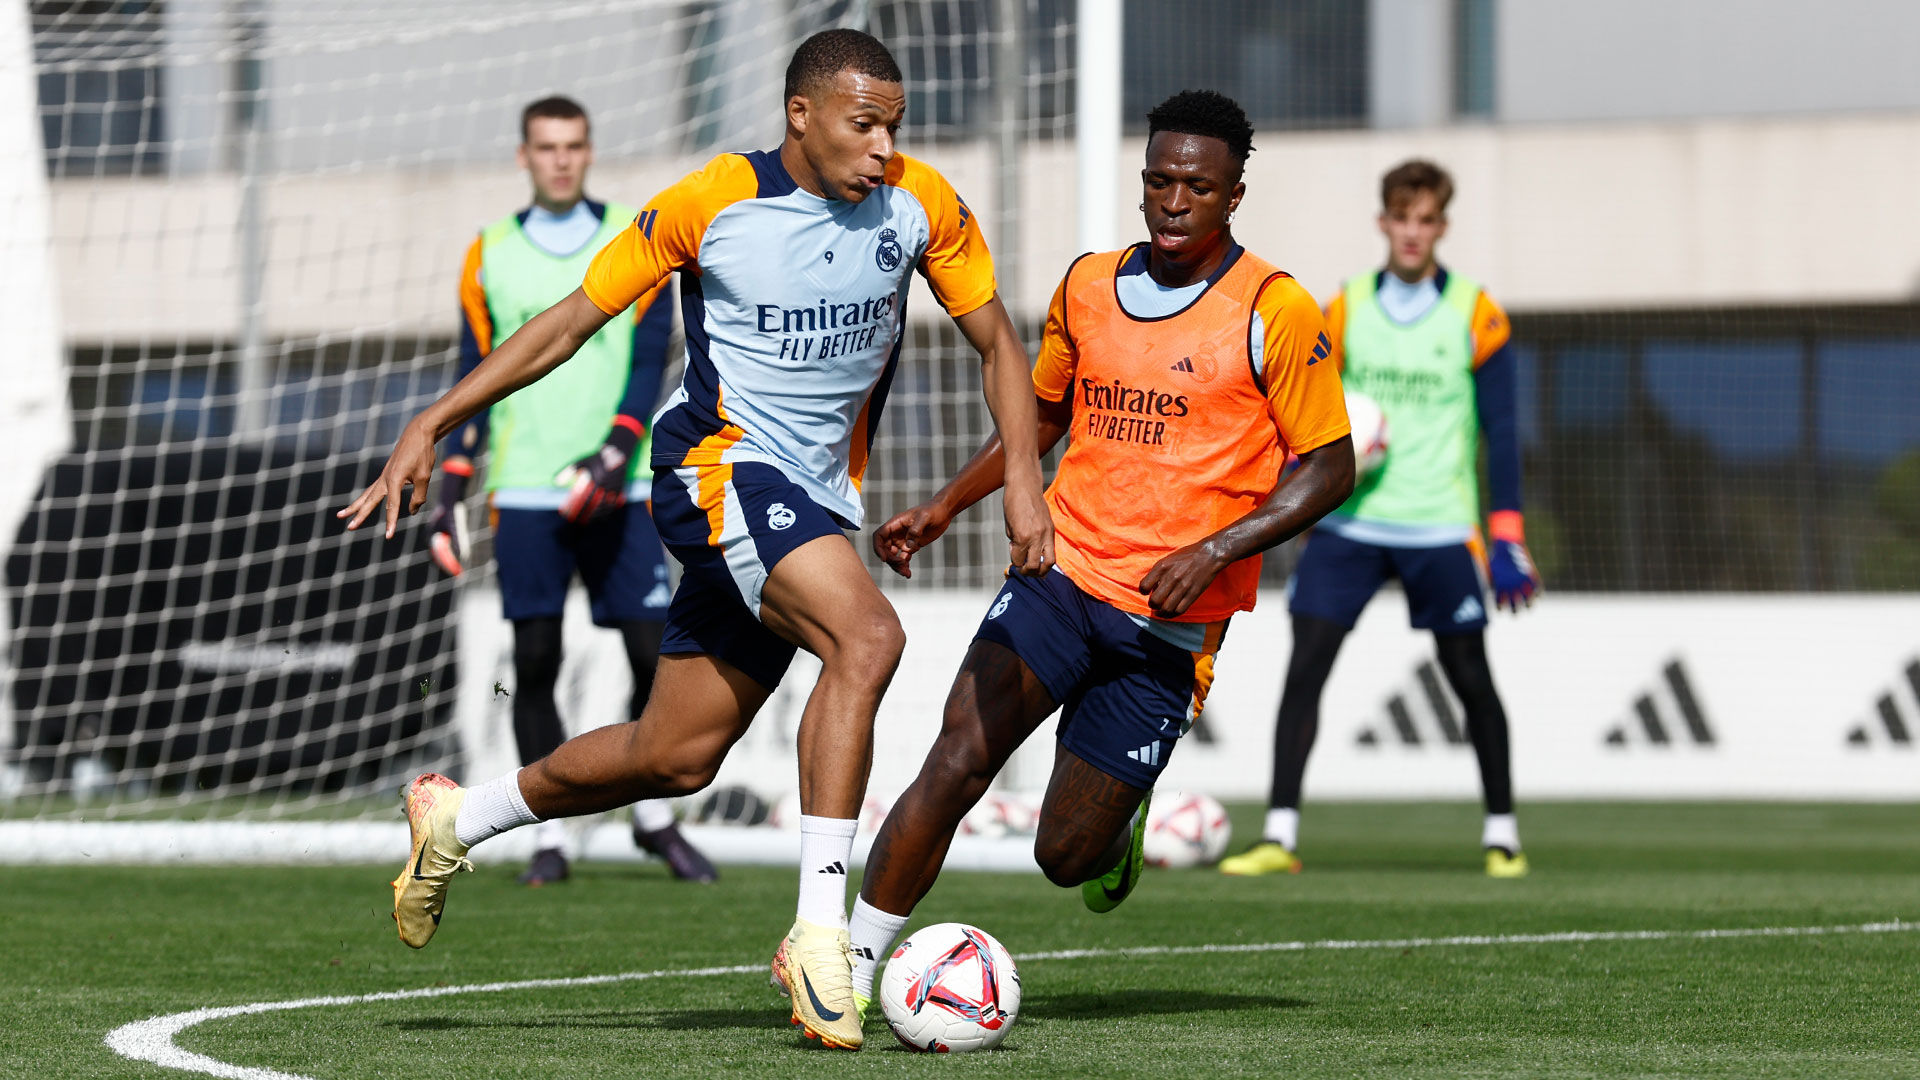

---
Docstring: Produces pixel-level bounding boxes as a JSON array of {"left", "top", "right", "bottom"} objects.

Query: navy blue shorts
[
  {"left": 1288, "top": 528, "right": 1489, "bottom": 632},
  {"left": 973, "top": 569, "right": 1224, "bottom": 790},
  {"left": 649, "top": 461, "right": 851, "bottom": 690},
  {"left": 493, "top": 503, "right": 671, "bottom": 626}
]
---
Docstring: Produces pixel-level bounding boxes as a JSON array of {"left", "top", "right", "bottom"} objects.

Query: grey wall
[{"left": 1498, "top": 0, "right": 1920, "bottom": 124}]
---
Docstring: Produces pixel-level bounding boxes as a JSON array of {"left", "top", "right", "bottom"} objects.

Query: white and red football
[
  {"left": 1142, "top": 791, "right": 1232, "bottom": 868},
  {"left": 879, "top": 922, "right": 1021, "bottom": 1052},
  {"left": 1345, "top": 390, "right": 1390, "bottom": 479}
]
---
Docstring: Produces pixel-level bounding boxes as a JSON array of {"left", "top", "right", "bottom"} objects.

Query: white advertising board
[{"left": 453, "top": 587, "right": 1920, "bottom": 804}]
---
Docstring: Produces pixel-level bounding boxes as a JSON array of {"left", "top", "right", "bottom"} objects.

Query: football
[
  {"left": 1142, "top": 791, "right": 1232, "bottom": 868},
  {"left": 879, "top": 922, "right": 1021, "bottom": 1052},
  {"left": 1345, "top": 390, "right": 1390, "bottom": 479}
]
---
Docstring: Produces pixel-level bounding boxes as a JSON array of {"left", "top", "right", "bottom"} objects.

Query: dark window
[
  {"left": 1122, "top": 1, "right": 1367, "bottom": 132},
  {"left": 31, "top": 0, "right": 167, "bottom": 176},
  {"left": 1514, "top": 307, "right": 1920, "bottom": 592},
  {"left": 1453, "top": 0, "right": 1496, "bottom": 118}
]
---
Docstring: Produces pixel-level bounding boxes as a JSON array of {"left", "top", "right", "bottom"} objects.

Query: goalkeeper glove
[
  {"left": 1487, "top": 510, "right": 1541, "bottom": 612},
  {"left": 556, "top": 415, "right": 643, "bottom": 524},
  {"left": 428, "top": 459, "right": 473, "bottom": 577}
]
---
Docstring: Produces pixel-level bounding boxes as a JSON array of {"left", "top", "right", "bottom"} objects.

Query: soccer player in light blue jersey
[{"left": 341, "top": 30, "right": 1052, "bottom": 1050}]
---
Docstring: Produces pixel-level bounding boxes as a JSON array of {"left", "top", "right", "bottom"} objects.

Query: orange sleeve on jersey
[
  {"left": 1258, "top": 276, "right": 1350, "bottom": 456},
  {"left": 459, "top": 234, "right": 492, "bottom": 355},
  {"left": 1031, "top": 272, "right": 1076, "bottom": 402},
  {"left": 582, "top": 154, "right": 757, "bottom": 316},
  {"left": 1470, "top": 290, "right": 1512, "bottom": 368},
  {"left": 1321, "top": 290, "right": 1347, "bottom": 373},
  {"left": 889, "top": 154, "right": 998, "bottom": 318}
]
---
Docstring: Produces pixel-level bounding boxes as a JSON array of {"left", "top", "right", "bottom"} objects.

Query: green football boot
[{"left": 1082, "top": 791, "right": 1151, "bottom": 914}]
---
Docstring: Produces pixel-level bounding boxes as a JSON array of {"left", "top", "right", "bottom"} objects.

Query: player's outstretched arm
[
  {"left": 338, "top": 288, "right": 615, "bottom": 538},
  {"left": 952, "top": 295, "right": 1054, "bottom": 577},
  {"left": 1138, "top": 437, "right": 1356, "bottom": 618},
  {"left": 872, "top": 394, "right": 1071, "bottom": 578}
]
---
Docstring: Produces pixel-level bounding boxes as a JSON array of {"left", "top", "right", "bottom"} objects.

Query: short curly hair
[
  {"left": 1146, "top": 90, "right": 1256, "bottom": 174},
  {"left": 784, "top": 29, "right": 903, "bottom": 101}
]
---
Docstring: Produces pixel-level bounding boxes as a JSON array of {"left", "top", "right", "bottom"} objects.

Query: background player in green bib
[
  {"left": 1221, "top": 159, "right": 1542, "bottom": 880},
  {"left": 431, "top": 96, "right": 714, "bottom": 886}
]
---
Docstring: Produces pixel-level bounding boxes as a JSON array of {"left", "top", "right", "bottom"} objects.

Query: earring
[
  {"left": 1228, "top": 211, "right": 1235, "bottom": 222},
  {"left": 1138, "top": 202, "right": 1145, "bottom": 211}
]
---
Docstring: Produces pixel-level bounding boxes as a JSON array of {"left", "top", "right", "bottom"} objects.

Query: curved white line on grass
[
  {"left": 106, "top": 920, "right": 1914, "bottom": 1080},
  {"left": 103, "top": 964, "right": 764, "bottom": 1080}
]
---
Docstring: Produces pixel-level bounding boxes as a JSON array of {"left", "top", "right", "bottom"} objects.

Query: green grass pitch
[{"left": 6, "top": 802, "right": 1918, "bottom": 1079}]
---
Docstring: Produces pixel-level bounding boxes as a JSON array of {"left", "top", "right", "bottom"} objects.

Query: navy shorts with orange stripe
[
  {"left": 1288, "top": 528, "right": 1490, "bottom": 633},
  {"left": 972, "top": 568, "right": 1224, "bottom": 790},
  {"left": 649, "top": 460, "right": 850, "bottom": 690}
]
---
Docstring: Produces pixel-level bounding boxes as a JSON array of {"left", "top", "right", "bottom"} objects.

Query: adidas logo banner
[
  {"left": 1602, "top": 659, "right": 1716, "bottom": 748},
  {"left": 1354, "top": 659, "right": 1470, "bottom": 749},
  {"left": 1113, "top": 591, "right": 1920, "bottom": 800},
  {"left": 451, "top": 590, "right": 1920, "bottom": 827},
  {"left": 1845, "top": 659, "right": 1919, "bottom": 749}
]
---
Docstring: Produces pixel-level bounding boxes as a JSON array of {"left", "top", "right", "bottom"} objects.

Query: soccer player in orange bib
[{"left": 838, "top": 91, "right": 1356, "bottom": 1017}]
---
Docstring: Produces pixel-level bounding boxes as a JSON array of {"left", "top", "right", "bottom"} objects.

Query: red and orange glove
[
  {"left": 556, "top": 415, "right": 643, "bottom": 524},
  {"left": 1487, "top": 510, "right": 1541, "bottom": 612},
  {"left": 428, "top": 458, "right": 473, "bottom": 576}
]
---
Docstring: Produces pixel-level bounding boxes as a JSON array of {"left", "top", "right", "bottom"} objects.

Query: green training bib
[{"left": 1336, "top": 269, "right": 1482, "bottom": 528}]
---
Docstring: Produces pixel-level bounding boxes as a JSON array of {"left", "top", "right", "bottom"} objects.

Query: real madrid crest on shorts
[
  {"left": 767, "top": 502, "right": 797, "bottom": 531},
  {"left": 988, "top": 591, "right": 1011, "bottom": 619},
  {"left": 875, "top": 227, "right": 903, "bottom": 272}
]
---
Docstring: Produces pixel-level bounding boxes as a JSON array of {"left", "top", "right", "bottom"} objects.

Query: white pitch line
[{"left": 105, "top": 920, "right": 1915, "bottom": 1080}]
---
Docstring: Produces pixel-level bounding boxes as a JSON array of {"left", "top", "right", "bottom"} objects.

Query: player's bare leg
[
  {"left": 835, "top": 641, "right": 1056, "bottom": 1010},
  {"left": 756, "top": 533, "right": 906, "bottom": 1050},
  {"left": 758, "top": 533, "right": 906, "bottom": 819},
  {"left": 390, "top": 655, "right": 766, "bottom": 950},
  {"left": 1034, "top": 746, "right": 1150, "bottom": 896},
  {"left": 863, "top": 641, "right": 1058, "bottom": 913},
  {"left": 517, "top": 653, "right": 770, "bottom": 815}
]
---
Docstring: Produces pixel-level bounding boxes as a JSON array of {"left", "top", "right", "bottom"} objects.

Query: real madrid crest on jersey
[{"left": 875, "top": 227, "right": 903, "bottom": 272}]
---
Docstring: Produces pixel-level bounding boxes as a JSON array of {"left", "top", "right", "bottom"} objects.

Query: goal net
[
  {"left": 6, "top": 1, "right": 1918, "bottom": 849},
  {"left": 4, "top": 0, "right": 1076, "bottom": 831}
]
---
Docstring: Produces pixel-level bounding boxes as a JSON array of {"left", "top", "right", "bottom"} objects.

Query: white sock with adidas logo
[
  {"left": 796, "top": 815, "right": 859, "bottom": 928},
  {"left": 848, "top": 896, "right": 910, "bottom": 1001}
]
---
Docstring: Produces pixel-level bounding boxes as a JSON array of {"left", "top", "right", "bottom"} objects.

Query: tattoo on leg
[{"left": 1042, "top": 752, "right": 1145, "bottom": 850}]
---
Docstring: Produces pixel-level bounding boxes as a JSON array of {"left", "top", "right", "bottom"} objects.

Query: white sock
[
  {"left": 1482, "top": 813, "right": 1520, "bottom": 853},
  {"left": 453, "top": 769, "right": 541, "bottom": 848},
  {"left": 533, "top": 816, "right": 568, "bottom": 855},
  {"left": 796, "top": 815, "right": 858, "bottom": 928},
  {"left": 848, "top": 896, "right": 910, "bottom": 1001},
  {"left": 1263, "top": 807, "right": 1300, "bottom": 850},
  {"left": 632, "top": 798, "right": 677, "bottom": 834}
]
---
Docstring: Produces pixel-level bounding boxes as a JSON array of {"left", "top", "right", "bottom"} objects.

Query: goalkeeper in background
[
  {"left": 432, "top": 95, "right": 715, "bottom": 885},
  {"left": 1221, "top": 160, "right": 1541, "bottom": 880}
]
